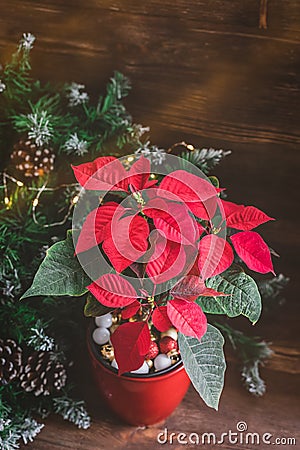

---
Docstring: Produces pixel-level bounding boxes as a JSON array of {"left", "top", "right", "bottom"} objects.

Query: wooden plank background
[{"left": 0, "top": 1, "right": 299, "bottom": 449}]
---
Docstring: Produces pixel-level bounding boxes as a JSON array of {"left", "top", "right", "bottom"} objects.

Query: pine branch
[
  {"left": 62, "top": 133, "right": 89, "bottom": 156},
  {"left": 0, "top": 33, "right": 35, "bottom": 114},
  {"left": 26, "top": 320, "right": 55, "bottom": 352},
  {"left": 258, "top": 274, "right": 289, "bottom": 310},
  {"left": 0, "top": 300, "right": 37, "bottom": 343},
  {"left": 0, "top": 423, "right": 20, "bottom": 450},
  {"left": 0, "top": 259, "right": 21, "bottom": 300},
  {"left": 0, "top": 412, "right": 44, "bottom": 449},
  {"left": 180, "top": 147, "right": 231, "bottom": 174},
  {"left": 118, "top": 123, "right": 150, "bottom": 149},
  {"left": 12, "top": 111, "right": 53, "bottom": 147},
  {"left": 135, "top": 141, "right": 166, "bottom": 165},
  {"left": 215, "top": 322, "right": 273, "bottom": 396},
  {"left": 0, "top": 397, "right": 44, "bottom": 449},
  {"left": 17, "top": 417, "right": 44, "bottom": 446},
  {"left": 10, "top": 95, "right": 69, "bottom": 147},
  {"left": 241, "top": 361, "right": 266, "bottom": 397},
  {"left": 105, "top": 71, "right": 131, "bottom": 102},
  {"left": 0, "top": 186, "right": 48, "bottom": 237},
  {"left": 65, "top": 83, "right": 89, "bottom": 108},
  {"left": 53, "top": 396, "right": 91, "bottom": 429}
]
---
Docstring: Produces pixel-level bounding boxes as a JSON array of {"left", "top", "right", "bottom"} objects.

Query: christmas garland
[
  {"left": 0, "top": 34, "right": 289, "bottom": 448},
  {"left": 0, "top": 33, "right": 143, "bottom": 449}
]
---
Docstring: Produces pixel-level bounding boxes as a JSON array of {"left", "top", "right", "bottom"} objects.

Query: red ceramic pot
[{"left": 87, "top": 328, "right": 190, "bottom": 426}]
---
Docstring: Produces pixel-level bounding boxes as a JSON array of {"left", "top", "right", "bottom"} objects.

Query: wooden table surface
[{"left": 0, "top": 1, "right": 299, "bottom": 448}]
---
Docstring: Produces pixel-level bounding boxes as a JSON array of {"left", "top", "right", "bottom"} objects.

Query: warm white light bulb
[{"left": 186, "top": 144, "right": 194, "bottom": 151}]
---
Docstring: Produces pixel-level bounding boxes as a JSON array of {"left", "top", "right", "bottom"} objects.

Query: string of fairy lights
[
  {"left": 167, "top": 141, "right": 195, "bottom": 153},
  {"left": 1, "top": 170, "right": 80, "bottom": 228}
]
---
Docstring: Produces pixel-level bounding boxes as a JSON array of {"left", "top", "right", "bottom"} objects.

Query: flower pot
[{"left": 87, "top": 327, "right": 190, "bottom": 426}]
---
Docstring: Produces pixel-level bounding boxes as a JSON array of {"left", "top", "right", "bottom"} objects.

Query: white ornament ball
[
  {"left": 161, "top": 327, "right": 178, "bottom": 341},
  {"left": 111, "top": 359, "right": 118, "bottom": 369},
  {"left": 154, "top": 354, "right": 172, "bottom": 371},
  {"left": 92, "top": 327, "right": 110, "bottom": 345},
  {"left": 95, "top": 313, "right": 113, "bottom": 328},
  {"left": 130, "top": 361, "right": 149, "bottom": 375}
]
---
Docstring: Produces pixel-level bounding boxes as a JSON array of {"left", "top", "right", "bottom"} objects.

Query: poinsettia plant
[{"left": 22, "top": 152, "right": 275, "bottom": 410}]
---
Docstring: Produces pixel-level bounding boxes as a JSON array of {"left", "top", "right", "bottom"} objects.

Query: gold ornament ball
[
  {"left": 112, "top": 313, "right": 121, "bottom": 325},
  {"left": 100, "top": 344, "right": 115, "bottom": 362},
  {"left": 168, "top": 349, "right": 180, "bottom": 365},
  {"left": 145, "top": 359, "right": 153, "bottom": 369},
  {"left": 110, "top": 324, "right": 120, "bottom": 335}
]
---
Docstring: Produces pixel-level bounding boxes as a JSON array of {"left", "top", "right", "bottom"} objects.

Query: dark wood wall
[{"left": 0, "top": 0, "right": 299, "bottom": 281}]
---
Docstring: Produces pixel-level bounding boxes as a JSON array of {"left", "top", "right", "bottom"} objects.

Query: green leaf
[
  {"left": 196, "top": 296, "right": 225, "bottom": 315},
  {"left": 84, "top": 294, "right": 114, "bottom": 317},
  {"left": 197, "top": 269, "right": 262, "bottom": 324},
  {"left": 178, "top": 324, "right": 226, "bottom": 410},
  {"left": 21, "top": 232, "right": 92, "bottom": 299}
]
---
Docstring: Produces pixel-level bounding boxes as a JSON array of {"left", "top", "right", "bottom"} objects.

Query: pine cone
[
  {"left": 20, "top": 351, "right": 67, "bottom": 396},
  {"left": 0, "top": 339, "right": 22, "bottom": 385},
  {"left": 10, "top": 139, "right": 55, "bottom": 179}
]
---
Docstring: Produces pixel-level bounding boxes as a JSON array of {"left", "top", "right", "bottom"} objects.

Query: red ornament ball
[
  {"left": 159, "top": 336, "right": 178, "bottom": 354},
  {"left": 145, "top": 341, "right": 159, "bottom": 360}
]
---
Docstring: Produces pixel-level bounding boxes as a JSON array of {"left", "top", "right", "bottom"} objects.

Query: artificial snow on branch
[
  {"left": 242, "top": 361, "right": 266, "bottom": 397},
  {"left": 65, "top": 83, "right": 89, "bottom": 108},
  {"left": 18, "top": 417, "right": 44, "bottom": 446},
  {"left": 63, "top": 133, "right": 89, "bottom": 156},
  {"left": 0, "top": 413, "right": 44, "bottom": 450},
  {"left": 53, "top": 396, "right": 91, "bottom": 429},
  {"left": 135, "top": 141, "right": 166, "bottom": 165},
  {"left": 26, "top": 320, "right": 55, "bottom": 352},
  {"left": 181, "top": 146, "right": 231, "bottom": 174},
  {"left": 258, "top": 274, "right": 289, "bottom": 309},
  {"left": 24, "top": 112, "right": 53, "bottom": 147},
  {"left": 18, "top": 33, "right": 36, "bottom": 53}
]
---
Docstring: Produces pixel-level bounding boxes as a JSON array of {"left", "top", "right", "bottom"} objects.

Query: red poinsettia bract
[
  {"left": 221, "top": 200, "right": 275, "bottom": 275},
  {"left": 73, "top": 156, "right": 226, "bottom": 279},
  {"left": 72, "top": 155, "right": 157, "bottom": 192}
]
